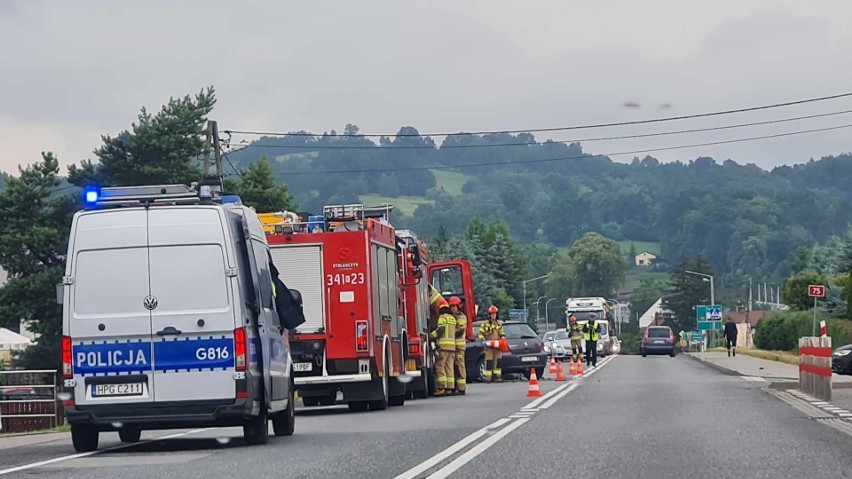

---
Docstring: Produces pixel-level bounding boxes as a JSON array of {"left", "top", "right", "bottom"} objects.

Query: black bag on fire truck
[{"left": 267, "top": 252, "right": 306, "bottom": 331}]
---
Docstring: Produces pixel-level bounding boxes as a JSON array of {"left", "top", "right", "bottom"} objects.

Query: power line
[
  {"left": 271, "top": 123, "right": 852, "bottom": 175},
  {"left": 224, "top": 91, "right": 852, "bottom": 139},
  {"left": 226, "top": 109, "right": 852, "bottom": 150}
]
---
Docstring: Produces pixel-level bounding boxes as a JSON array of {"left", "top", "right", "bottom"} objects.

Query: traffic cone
[
  {"left": 498, "top": 337, "right": 510, "bottom": 353},
  {"left": 555, "top": 361, "right": 566, "bottom": 382},
  {"left": 526, "top": 368, "right": 543, "bottom": 397},
  {"left": 548, "top": 355, "right": 558, "bottom": 376},
  {"left": 484, "top": 339, "right": 500, "bottom": 348},
  {"left": 568, "top": 359, "right": 577, "bottom": 375},
  {"left": 576, "top": 360, "right": 584, "bottom": 376}
]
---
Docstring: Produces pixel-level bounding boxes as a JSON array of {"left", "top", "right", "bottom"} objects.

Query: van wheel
[
  {"left": 119, "top": 427, "right": 141, "bottom": 443},
  {"left": 369, "top": 349, "right": 390, "bottom": 411},
  {"left": 71, "top": 424, "right": 99, "bottom": 452},
  {"left": 243, "top": 406, "right": 269, "bottom": 445},
  {"left": 272, "top": 385, "right": 295, "bottom": 437}
]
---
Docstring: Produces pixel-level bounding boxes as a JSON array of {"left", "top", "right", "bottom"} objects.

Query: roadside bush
[{"left": 753, "top": 311, "right": 852, "bottom": 351}]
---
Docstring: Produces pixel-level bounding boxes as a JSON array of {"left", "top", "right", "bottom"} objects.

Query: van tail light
[
  {"left": 234, "top": 327, "right": 247, "bottom": 371},
  {"left": 643, "top": 331, "right": 649, "bottom": 342},
  {"left": 670, "top": 332, "right": 675, "bottom": 343},
  {"left": 356, "top": 320, "right": 369, "bottom": 353},
  {"left": 408, "top": 337, "right": 421, "bottom": 356},
  {"left": 539, "top": 341, "right": 545, "bottom": 352},
  {"left": 62, "top": 336, "right": 73, "bottom": 379}
]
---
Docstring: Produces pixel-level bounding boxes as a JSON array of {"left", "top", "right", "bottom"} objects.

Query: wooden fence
[{"left": 0, "top": 370, "right": 63, "bottom": 434}]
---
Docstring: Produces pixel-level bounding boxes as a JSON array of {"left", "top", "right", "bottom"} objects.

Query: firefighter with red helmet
[
  {"left": 477, "top": 305, "right": 505, "bottom": 383},
  {"left": 430, "top": 298, "right": 457, "bottom": 396},
  {"left": 568, "top": 314, "right": 583, "bottom": 363},
  {"left": 449, "top": 296, "right": 467, "bottom": 395}
]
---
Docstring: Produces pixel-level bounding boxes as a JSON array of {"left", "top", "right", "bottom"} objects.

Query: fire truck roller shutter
[{"left": 270, "top": 245, "right": 325, "bottom": 333}]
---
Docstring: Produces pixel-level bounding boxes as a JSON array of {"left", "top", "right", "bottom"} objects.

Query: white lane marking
[
  {"left": 393, "top": 418, "right": 510, "bottom": 479},
  {"left": 742, "top": 376, "right": 766, "bottom": 382},
  {"left": 523, "top": 383, "right": 571, "bottom": 409},
  {"left": 0, "top": 428, "right": 211, "bottom": 476},
  {"left": 813, "top": 402, "right": 830, "bottom": 406},
  {"left": 539, "top": 383, "right": 579, "bottom": 409},
  {"left": 397, "top": 356, "right": 617, "bottom": 479},
  {"left": 424, "top": 418, "right": 530, "bottom": 479}
]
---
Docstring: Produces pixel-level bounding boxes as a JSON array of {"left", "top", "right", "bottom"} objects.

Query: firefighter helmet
[
  {"left": 449, "top": 296, "right": 462, "bottom": 306},
  {"left": 569, "top": 314, "right": 577, "bottom": 323},
  {"left": 436, "top": 298, "right": 450, "bottom": 311},
  {"left": 487, "top": 305, "right": 499, "bottom": 314}
]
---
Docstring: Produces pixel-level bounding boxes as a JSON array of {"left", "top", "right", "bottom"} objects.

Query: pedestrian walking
[{"left": 724, "top": 317, "right": 738, "bottom": 357}]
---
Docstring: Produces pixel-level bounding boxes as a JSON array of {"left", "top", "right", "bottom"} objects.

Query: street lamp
[
  {"left": 545, "top": 298, "right": 557, "bottom": 332},
  {"left": 684, "top": 270, "right": 715, "bottom": 351},
  {"left": 533, "top": 295, "right": 546, "bottom": 329},
  {"left": 607, "top": 299, "right": 622, "bottom": 335},
  {"left": 523, "top": 274, "right": 550, "bottom": 316},
  {"left": 684, "top": 270, "right": 714, "bottom": 306}
]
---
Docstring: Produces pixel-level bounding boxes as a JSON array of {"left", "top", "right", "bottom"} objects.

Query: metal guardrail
[{"left": 0, "top": 370, "right": 62, "bottom": 433}]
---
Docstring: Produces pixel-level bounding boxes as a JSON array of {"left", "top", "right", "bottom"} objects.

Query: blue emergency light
[{"left": 82, "top": 185, "right": 100, "bottom": 206}]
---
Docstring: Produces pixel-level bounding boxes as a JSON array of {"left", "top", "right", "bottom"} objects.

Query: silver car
[{"left": 542, "top": 329, "right": 573, "bottom": 360}]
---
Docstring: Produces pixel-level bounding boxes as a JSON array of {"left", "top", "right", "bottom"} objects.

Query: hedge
[{"left": 753, "top": 311, "right": 852, "bottom": 352}]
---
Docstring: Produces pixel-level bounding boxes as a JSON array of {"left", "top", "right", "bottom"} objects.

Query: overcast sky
[{"left": 2, "top": 0, "right": 851, "bottom": 174}]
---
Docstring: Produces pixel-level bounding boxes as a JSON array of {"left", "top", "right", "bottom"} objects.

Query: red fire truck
[
  {"left": 396, "top": 229, "right": 476, "bottom": 399},
  {"left": 264, "top": 204, "right": 476, "bottom": 410}
]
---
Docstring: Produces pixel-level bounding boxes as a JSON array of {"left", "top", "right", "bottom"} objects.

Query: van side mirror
[
  {"left": 56, "top": 284, "right": 64, "bottom": 305},
  {"left": 288, "top": 289, "right": 303, "bottom": 306}
]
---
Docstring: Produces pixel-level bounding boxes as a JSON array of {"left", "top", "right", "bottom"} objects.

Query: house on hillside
[{"left": 635, "top": 252, "right": 657, "bottom": 267}]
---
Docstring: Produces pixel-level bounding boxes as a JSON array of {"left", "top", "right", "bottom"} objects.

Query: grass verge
[{"left": 738, "top": 348, "right": 799, "bottom": 365}]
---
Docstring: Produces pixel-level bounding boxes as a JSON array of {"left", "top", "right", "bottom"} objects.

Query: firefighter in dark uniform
[
  {"left": 449, "top": 296, "right": 467, "bottom": 395},
  {"left": 477, "top": 305, "right": 505, "bottom": 383}
]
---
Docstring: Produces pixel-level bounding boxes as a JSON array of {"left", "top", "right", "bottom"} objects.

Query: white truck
[{"left": 565, "top": 297, "right": 614, "bottom": 357}]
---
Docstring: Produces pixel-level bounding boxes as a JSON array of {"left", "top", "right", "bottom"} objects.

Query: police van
[{"left": 60, "top": 184, "right": 298, "bottom": 452}]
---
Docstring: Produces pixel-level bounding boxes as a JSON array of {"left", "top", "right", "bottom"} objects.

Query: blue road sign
[{"left": 696, "top": 304, "right": 723, "bottom": 330}]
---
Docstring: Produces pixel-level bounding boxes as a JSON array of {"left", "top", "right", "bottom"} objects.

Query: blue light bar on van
[
  {"left": 220, "top": 195, "right": 242, "bottom": 205},
  {"left": 82, "top": 185, "right": 100, "bottom": 207}
]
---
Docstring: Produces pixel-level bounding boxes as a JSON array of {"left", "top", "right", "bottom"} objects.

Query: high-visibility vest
[
  {"left": 432, "top": 313, "right": 457, "bottom": 351},
  {"left": 584, "top": 321, "right": 600, "bottom": 341},
  {"left": 454, "top": 312, "right": 467, "bottom": 348}
]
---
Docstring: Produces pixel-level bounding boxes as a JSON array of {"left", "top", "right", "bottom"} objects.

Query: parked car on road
[
  {"left": 832, "top": 344, "right": 852, "bottom": 374},
  {"left": 542, "top": 329, "right": 571, "bottom": 361},
  {"left": 641, "top": 326, "right": 677, "bottom": 357},
  {"left": 466, "top": 321, "right": 548, "bottom": 380}
]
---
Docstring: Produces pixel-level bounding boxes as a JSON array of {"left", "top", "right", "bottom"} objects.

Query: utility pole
[{"left": 203, "top": 120, "right": 224, "bottom": 193}]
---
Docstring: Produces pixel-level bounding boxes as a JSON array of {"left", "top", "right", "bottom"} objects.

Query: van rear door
[
  {"left": 69, "top": 209, "right": 154, "bottom": 406},
  {"left": 147, "top": 208, "right": 237, "bottom": 402}
]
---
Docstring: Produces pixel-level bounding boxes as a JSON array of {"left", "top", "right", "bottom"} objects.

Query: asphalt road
[{"left": 3, "top": 355, "right": 852, "bottom": 478}]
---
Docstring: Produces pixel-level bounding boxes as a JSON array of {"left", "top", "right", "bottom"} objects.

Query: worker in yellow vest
[
  {"left": 449, "top": 296, "right": 467, "bottom": 395},
  {"left": 430, "top": 298, "right": 457, "bottom": 396}
]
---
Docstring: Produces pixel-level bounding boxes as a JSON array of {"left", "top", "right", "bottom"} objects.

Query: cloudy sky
[{"left": 2, "top": 0, "right": 851, "bottom": 174}]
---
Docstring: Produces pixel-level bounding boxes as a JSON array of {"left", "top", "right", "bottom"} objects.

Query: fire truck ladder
[{"left": 322, "top": 203, "right": 395, "bottom": 222}]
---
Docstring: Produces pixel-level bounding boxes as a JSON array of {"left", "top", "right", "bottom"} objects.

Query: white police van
[{"left": 60, "top": 184, "right": 296, "bottom": 452}]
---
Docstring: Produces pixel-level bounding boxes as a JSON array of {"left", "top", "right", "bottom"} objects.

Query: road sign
[
  {"left": 689, "top": 331, "right": 704, "bottom": 343},
  {"left": 808, "top": 285, "right": 826, "bottom": 298},
  {"left": 508, "top": 309, "right": 528, "bottom": 321},
  {"left": 696, "top": 304, "right": 723, "bottom": 330}
]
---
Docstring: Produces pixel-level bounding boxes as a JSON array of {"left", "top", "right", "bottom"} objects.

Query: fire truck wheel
[
  {"left": 369, "top": 348, "right": 390, "bottom": 411},
  {"left": 413, "top": 367, "right": 429, "bottom": 399}
]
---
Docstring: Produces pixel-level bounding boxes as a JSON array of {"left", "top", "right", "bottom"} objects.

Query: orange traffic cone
[
  {"left": 568, "top": 359, "right": 577, "bottom": 375},
  {"left": 548, "top": 355, "right": 558, "bottom": 376},
  {"left": 576, "top": 360, "right": 584, "bottom": 376},
  {"left": 526, "top": 368, "right": 543, "bottom": 397},
  {"left": 555, "top": 361, "right": 566, "bottom": 382},
  {"left": 498, "top": 337, "right": 510, "bottom": 353}
]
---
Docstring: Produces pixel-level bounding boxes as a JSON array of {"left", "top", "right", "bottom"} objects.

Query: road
[{"left": 3, "top": 355, "right": 852, "bottom": 478}]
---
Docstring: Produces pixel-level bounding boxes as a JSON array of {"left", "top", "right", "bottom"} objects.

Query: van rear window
[
  {"left": 74, "top": 248, "right": 149, "bottom": 315},
  {"left": 149, "top": 245, "right": 229, "bottom": 311}
]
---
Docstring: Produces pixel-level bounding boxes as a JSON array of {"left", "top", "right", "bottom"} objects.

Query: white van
[{"left": 61, "top": 185, "right": 296, "bottom": 452}]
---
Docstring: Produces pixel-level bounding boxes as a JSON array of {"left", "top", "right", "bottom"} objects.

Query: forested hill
[{"left": 226, "top": 126, "right": 852, "bottom": 280}]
